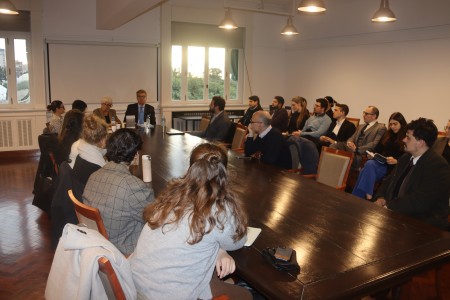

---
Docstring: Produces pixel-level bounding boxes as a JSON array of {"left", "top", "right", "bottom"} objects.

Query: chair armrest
[{"left": 337, "top": 184, "right": 346, "bottom": 191}]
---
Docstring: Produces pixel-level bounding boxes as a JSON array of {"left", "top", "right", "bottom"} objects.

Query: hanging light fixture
[
  {"left": 297, "top": 0, "right": 326, "bottom": 13},
  {"left": 0, "top": 0, "right": 19, "bottom": 15},
  {"left": 281, "top": 16, "right": 299, "bottom": 35},
  {"left": 372, "top": 0, "right": 396, "bottom": 23},
  {"left": 218, "top": 9, "right": 238, "bottom": 29}
]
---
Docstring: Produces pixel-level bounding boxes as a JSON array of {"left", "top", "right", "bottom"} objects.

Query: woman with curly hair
[
  {"left": 83, "top": 128, "right": 154, "bottom": 255},
  {"left": 352, "top": 112, "right": 407, "bottom": 200},
  {"left": 130, "top": 143, "right": 249, "bottom": 300}
]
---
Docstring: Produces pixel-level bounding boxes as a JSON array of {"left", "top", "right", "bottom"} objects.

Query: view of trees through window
[
  {"left": 0, "top": 37, "right": 30, "bottom": 105},
  {"left": 171, "top": 45, "right": 239, "bottom": 101}
]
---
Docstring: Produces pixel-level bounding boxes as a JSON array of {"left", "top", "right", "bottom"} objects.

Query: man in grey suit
[
  {"left": 331, "top": 106, "right": 386, "bottom": 168},
  {"left": 192, "top": 96, "right": 231, "bottom": 141}
]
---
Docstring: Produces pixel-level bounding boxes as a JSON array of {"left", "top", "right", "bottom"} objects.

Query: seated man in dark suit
[
  {"left": 318, "top": 103, "right": 356, "bottom": 152},
  {"left": 270, "top": 96, "right": 289, "bottom": 133},
  {"left": 191, "top": 96, "right": 231, "bottom": 142},
  {"left": 331, "top": 106, "right": 386, "bottom": 168},
  {"left": 244, "top": 111, "right": 291, "bottom": 168},
  {"left": 124, "top": 89, "right": 156, "bottom": 126},
  {"left": 374, "top": 118, "right": 450, "bottom": 230}
]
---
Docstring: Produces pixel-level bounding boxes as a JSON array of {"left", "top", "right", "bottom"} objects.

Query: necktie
[
  {"left": 392, "top": 159, "right": 414, "bottom": 199},
  {"left": 139, "top": 106, "right": 144, "bottom": 124},
  {"left": 357, "top": 123, "right": 369, "bottom": 145}
]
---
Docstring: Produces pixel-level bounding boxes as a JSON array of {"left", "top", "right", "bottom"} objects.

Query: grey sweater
[{"left": 129, "top": 208, "right": 246, "bottom": 300}]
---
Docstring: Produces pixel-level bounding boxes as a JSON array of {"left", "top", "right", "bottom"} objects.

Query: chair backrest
[
  {"left": 231, "top": 123, "right": 247, "bottom": 150},
  {"left": 98, "top": 257, "right": 127, "bottom": 300},
  {"left": 316, "top": 147, "right": 354, "bottom": 190},
  {"left": 287, "top": 141, "right": 301, "bottom": 170},
  {"left": 199, "top": 116, "right": 210, "bottom": 131},
  {"left": 346, "top": 117, "right": 360, "bottom": 128},
  {"left": 68, "top": 189, "right": 109, "bottom": 239},
  {"left": 224, "top": 122, "right": 237, "bottom": 144}
]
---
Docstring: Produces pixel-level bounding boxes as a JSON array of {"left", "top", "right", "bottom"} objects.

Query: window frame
[
  {"left": 171, "top": 44, "right": 243, "bottom": 104},
  {"left": 0, "top": 31, "right": 32, "bottom": 107}
]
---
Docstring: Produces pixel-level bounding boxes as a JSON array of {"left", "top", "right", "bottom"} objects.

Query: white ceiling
[{"left": 97, "top": 0, "right": 450, "bottom": 41}]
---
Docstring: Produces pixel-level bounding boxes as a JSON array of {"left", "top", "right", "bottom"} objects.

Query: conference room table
[
  {"left": 176, "top": 114, "right": 243, "bottom": 131},
  {"left": 135, "top": 126, "right": 450, "bottom": 299}
]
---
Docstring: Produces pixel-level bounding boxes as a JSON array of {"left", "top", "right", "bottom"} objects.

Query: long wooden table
[{"left": 136, "top": 126, "right": 450, "bottom": 299}]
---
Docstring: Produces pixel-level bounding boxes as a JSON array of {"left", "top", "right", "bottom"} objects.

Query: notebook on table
[{"left": 165, "top": 130, "right": 185, "bottom": 135}]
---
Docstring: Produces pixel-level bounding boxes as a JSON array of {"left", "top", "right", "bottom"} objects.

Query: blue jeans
[{"left": 352, "top": 159, "right": 388, "bottom": 199}]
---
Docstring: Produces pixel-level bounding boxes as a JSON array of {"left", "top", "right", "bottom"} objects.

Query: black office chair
[{"left": 32, "top": 133, "right": 59, "bottom": 215}]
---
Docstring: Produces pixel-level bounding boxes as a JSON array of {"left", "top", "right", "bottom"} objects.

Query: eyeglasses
[
  {"left": 102, "top": 103, "right": 113, "bottom": 107},
  {"left": 362, "top": 111, "right": 374, "bottom": 115},
  {"left": 250, "top": 121, "right": 262, "bottom": 124},
  {"left": 59, "top": 106, "right": 65, "bottom": 109}
]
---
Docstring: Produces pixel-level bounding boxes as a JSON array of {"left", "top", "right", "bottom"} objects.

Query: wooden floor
[
  {"left": 0, "top": 157, "right": 52, "bottom": 300},
  {"left": 0, "top": 156, "right": 449, "bottom": 300}
]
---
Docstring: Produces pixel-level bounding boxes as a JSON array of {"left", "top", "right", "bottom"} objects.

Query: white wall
[
  {"left": 250, "top": 14, "right": 289, "bottom": 109},
  {"left": 285, "top": 37, "right": 450, "bottom": 128}
]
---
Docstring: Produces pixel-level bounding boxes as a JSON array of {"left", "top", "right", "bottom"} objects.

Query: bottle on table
[{"left": 161, "top": 115, "right": 166, "bottom": 132}]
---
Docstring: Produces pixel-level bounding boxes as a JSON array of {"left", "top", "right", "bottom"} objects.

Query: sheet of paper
[{"left": 245, "top": 227, "right": 262, "bottom": 247}]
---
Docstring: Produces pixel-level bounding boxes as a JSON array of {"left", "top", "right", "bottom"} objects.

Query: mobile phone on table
[{"left": 274, "top": 246, "right": 293, "bottom": 261}]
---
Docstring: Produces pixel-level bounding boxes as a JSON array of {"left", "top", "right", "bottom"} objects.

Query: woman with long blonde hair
[
  {"left": 130, "top": 143, "right": 249, "bottom": 300},
  {"left": 288, "top": 96, "right": 310, "bottom": 133}
]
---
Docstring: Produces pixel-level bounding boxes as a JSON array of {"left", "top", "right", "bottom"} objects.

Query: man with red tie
[{"left": 374, "top": 118, "right": 450, "bottom": 230}]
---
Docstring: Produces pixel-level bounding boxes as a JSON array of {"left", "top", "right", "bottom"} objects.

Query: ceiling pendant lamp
[
  {"left": 297, "top": 0, "right": 326, "bottom": 13},
  {"left": 281, "top": 16, "right": 299, "bottom": 35},
  {"left": 372, "top": 0, "right": 396, "bottom": 23},
  {"left": 218, "top": 9, "right": 238, "bottom": 30},
  {"left": 0, "top": 0, "right": 19, "bottom": 15}
]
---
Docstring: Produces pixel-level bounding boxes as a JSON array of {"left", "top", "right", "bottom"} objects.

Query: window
[
  {"left": 171, "top": 22, "right": 244, "bottom": 103},
  {"left": 171, "top": 45, "right": 242, "bottom": 102},
  {"left": 0, "top": 34, "right": 30, "bottom": 106}
]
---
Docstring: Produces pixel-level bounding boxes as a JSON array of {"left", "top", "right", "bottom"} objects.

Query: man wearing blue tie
[{"left": 124, "top": 89, "right": 156, "bottom": 126}]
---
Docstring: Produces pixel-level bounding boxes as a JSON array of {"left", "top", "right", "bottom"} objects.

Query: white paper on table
[{"left": 245, "top": 227, "right": 262, "bottom": 247}]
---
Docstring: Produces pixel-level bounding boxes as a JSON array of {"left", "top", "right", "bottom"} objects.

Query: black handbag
[{"left": 261, "top": 247, "right": 301, "bottom": 273}]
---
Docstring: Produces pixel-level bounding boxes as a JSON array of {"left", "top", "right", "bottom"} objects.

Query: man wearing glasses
[
  {"left": 124, "top": 89, "right": 156, "bottom": 126},
  {"left": 244, "top": 111, "right": 290, "bottom": 168},
  {"left": 331, "top": 106, "right": 386, "bottom": 168}
]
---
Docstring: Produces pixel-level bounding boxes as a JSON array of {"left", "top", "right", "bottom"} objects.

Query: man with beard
[
  {"left": 192, "top": 96, "right": 231, "bottom": 141},
  {"left": 374, "top": 118, "right": 450, "bottom": 230}
]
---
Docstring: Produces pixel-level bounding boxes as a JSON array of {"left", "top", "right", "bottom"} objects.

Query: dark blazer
[
  {"left": 327, "top": 119, "right": 356, "bottom": 142},
  {"left": 271, "top": 108, "right": 289, "bottom": 133},
  {"left": 239, "top": 106, "right": 262, "bottom": 127},
  {"left": 124, "top": 103, "right": 156, "bottom": 125},
  {"left": 244, "top": 127, "right": 291, "bottom": 168},
  {"left": 203, "top": 111, "right": 231, "bottom": 141},
  {"left": 375, "top": 149, "right": 450, "bottom": 230}
]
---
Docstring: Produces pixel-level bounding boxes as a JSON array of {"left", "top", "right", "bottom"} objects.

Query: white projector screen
[{"left": 46, "top": 41, "right": 158, "bottom": 105}]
